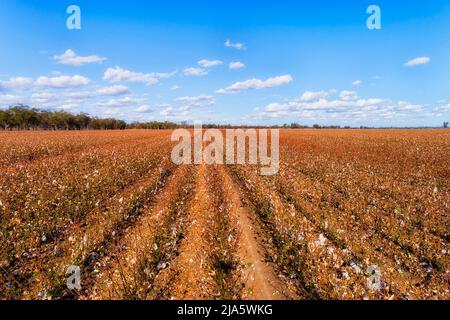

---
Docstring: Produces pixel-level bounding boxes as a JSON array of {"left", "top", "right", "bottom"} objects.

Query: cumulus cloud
[
  {"left": 98, "top": 97, "right": 145, "bottom": 108},
  {"left": 352, "top": 80, "right": 362, "bottom": 86},
  {"left": 301, "top": 91, "right": 329, "bottom": 102},
  {"left": 103, "top": 67, "right": 175, "bottom": 86},
  {"left": 175, "top": 94, "right": 215, "bottom": 107},
  {"left": 54, "top": 49, "right": 106, "bottom": 66},
  {"left": 0, "top": 77, "right": 34, "bottom": 90},
  {"left": 31, "top": 92, "right": 57, "bottom": 104},
  {"left": 65, "top": 91, "right": 94, "bottom": 99},
  {"left": 57, "top": 103, "right": 79, "bottom": 111},
  {"left": 217, "top": 75, "right": 293, "bottom": 94},
  {"left": 60, "top": 86, "right": 130, "bottom": 102},
  {"left": 160, "top": 106, "right": 174, "bottom": 116},
  {"left": 136, "top": 105, "right": 153, "bottom": 113},
  {"left": 225, "top": 39, "right": 245, "bottom": 50},
  {"left": 253, "top": 90, "right": 426, "bottom": 123},
  {"left": 397, "top": 101, "right": 424, "bottom": 112},
  {"left": 339, "top": 90, "right": 358, "bottom": 101},
  {"left": 151, "top": 71, "right": 177, "bottom": 79},
  {"left": 404, "top": 57, "right": 431, "bottom": 67},
  {"left": 1, "top": 75, "right": 91, "bottom": 91},
  {"left": 436, "top": 103, "right": 450, "bottom": 112},
  {"left": 158, "top": 94, "right": 215, "bottom": 121},
  {"left": 35, "top": 75, "right": 90, "bottom": 88},
  {"left": 183, "top": 67, "right": 208, "bottom": 76},
  {"left": 0, "top": 94, "right": 25, "bottom": 105},
  {"left": 198, "top": 59, "right": 223, "bottom": 68},
  {"left": 103, "top": 67, "right": 157, "bottom": 85},
  {"left": 96, "top": 85, "right": 130, "bottom": 96},
  {"left": 170, "top": 85, "right": 180, "bottom": 91},
  {"left": 229, "top": 61, "right": 245, "bottom": 70}
]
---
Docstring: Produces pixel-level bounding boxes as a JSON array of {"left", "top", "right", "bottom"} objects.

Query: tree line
[{"left": 0, "top": 105, "right": 177, "bottom": 130}]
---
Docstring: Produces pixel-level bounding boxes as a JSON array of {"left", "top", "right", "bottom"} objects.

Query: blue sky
[{"left": 0, "top": 0, "right": 449, "bottom": 126}]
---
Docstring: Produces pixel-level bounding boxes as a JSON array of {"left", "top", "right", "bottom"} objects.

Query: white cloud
[
  {"left": 1, "top": 74, "right": 92, "bottom": 92},
  {"left": 35, "top": 75, "right": 90, "bottom": 88},
  {"left": 103, "top": 67, "right": 175, "bottom": 86},
  {"left": 404, "top": 57, "right": 431, "bottom": 67},
  {"left": 103, "top": 67, "right": 157, "bottom": 85},
  {"left": 160, "top": 106, "right": 174, "bottom": 116},
  {"left": 217, "top": 75, "right": 293, "bottom": 94},
  {"left": 136, "top": 105, "right": 153, "bottom": 113},
  {"left": 253, "top": 90, "right": 426, "bottom": 123},
  {"left": 159, "top": 105, "right": 198, "bottom": 119},
  {"left": 183, "top": 67, "right": 208, "bottom": 76},
  {"left": 65, "top": 91, "right": 94, "bottom": 99},
  {"left": 53, "top": 49, "right": 106, "bottom": 66},
  {"left": 98, "top": 97, "right": 145, "bottom": 108},
  {"left": 438, "top": 103, "right": 450, "bottom": 112},
  {"left": 60, "top": 85, "right": 130, "bottom": 101},
  {"left": 0, "top": 77, "right": 34, "bottom": 90},
  {"left": 301, "top": 91, "right": 329, "bottom": 102},
  {"left": 198, "top": 59, "right": 223, "bottom": 68},
  {"left": 101, "top": 108, "right": 123, "bottom": 117},
  {"left": 57, "top": 103, "right": 79, "bottom": 111},
  {"left": 339, "top": 90, "right": 358, "bottom": 101},
  {"left": 229, "top": 62, "right": 245, "bottom": 70},
  {"left": 397, "top": 101, "right": 424, "bottom": 112},
  {"left": 170, "top": 85, "right": 180, "bottom": 91},
  {"left": 352, "top": 80, "right": 362, "bottom": 86},
  {"left": 225, "top": 39, "right": 245, "bottom": 50},
  {"left": 151, "top": 71, "right": 177, "bottom": 79},
  {"left": 175, "top": 94, "right": 215, "bottom": 107},
  {"left": 0, "top": 94, "right": 24, "bottom": 105},
  {"left": 265, "top": 103, "right": 289, "bottom": 112},
  {"left": 31, "top": 92, "right": 57, "bottom": 104},
  {"left": 96, "top": 85, "right": 130, "bottom": 96},
  {"left": 31, "top": 92, "right": 55, "bottom": 99}
]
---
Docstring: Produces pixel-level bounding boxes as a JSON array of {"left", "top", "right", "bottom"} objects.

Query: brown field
[{"left": 0, "top": 129, "right": 449, "bottom": 300}]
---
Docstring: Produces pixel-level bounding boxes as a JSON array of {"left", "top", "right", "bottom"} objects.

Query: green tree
[{"left": 0, "top": 109, "right": 11, "bottom": 129}]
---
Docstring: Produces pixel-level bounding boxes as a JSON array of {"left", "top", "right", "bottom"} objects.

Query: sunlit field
[{"left": 1, "top": 129, "right": 448, "bottom": 300}]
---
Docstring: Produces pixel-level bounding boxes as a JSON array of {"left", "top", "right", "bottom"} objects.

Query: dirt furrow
[
  {"left": 219, "top": 166, "right": 296, "bottom": 300},
  {"left": 229, "top": 166, "right": 353, "bottom": 299}
]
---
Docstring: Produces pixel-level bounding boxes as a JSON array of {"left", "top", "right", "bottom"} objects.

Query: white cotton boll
[{"left": 316, "top": 234, "right": 326, "bottom": 246}]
